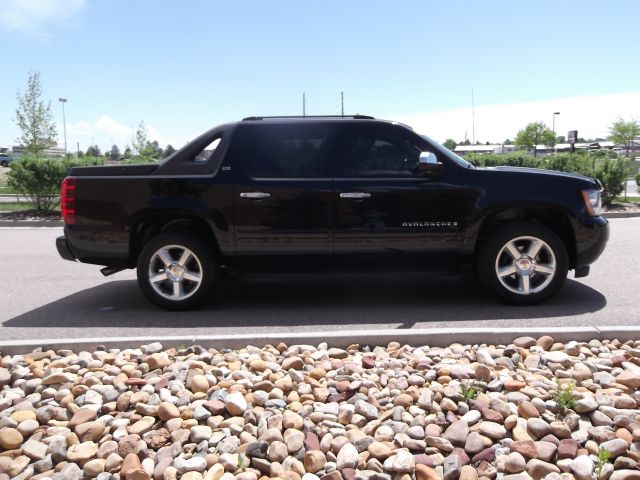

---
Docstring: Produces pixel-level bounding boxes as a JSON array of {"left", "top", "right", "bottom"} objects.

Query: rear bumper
[
  {"left": 574, "top": 216, "right": 609, "bottom": 269},
  {"left": 56, "top": 235, "right": 77, "bottom": 262}
]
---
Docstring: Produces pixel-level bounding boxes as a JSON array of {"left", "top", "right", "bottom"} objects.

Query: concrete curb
[
  {"left": 0, "top": 220, "right": 63, "bottom": 228},
  {"left": 603, "top": 211, "right": 640, "bottom": 218},
  {"left": 0, "top": 326, "right": 638, "bottom": 356}
]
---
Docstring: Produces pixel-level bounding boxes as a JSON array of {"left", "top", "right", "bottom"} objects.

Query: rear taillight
[{"left": 61, "top": 177, "right": 76, "bottom": 224}]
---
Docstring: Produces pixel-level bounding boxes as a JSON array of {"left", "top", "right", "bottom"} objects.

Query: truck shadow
[{"left": 3, "top": 272, "right": 606, "bottom": 331}]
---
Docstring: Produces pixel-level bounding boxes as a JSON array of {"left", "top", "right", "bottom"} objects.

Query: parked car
[
  {"left": 56, "top": 115, "right": 609, "bottom": 309},
  {"left": 0, "top": 154, "right": 13, "bottom": 167}
]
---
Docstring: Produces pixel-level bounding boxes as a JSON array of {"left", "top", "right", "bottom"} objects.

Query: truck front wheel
[
  {"left": 478, "top": 223, "right": 568, "bottom": 305},
  {"left": 136, "top": 233, "right": 216, "bottom": 310}
]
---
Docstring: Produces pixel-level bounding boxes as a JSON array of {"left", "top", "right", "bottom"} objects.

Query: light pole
[
  {"left": 552, "top": 111, "right": 560, "bottom": 135},
  {"left": 59, "top": 98, "right": 68, "bottom": 155}
]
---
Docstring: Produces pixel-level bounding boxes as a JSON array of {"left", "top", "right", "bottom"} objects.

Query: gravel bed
[{"left": 0, "top": 337, "right": 639, "bottom": 480}]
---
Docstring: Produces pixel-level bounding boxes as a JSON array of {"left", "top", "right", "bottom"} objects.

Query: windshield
[{"left": 420, "top": 134, "right": 472, "bottom": 168}]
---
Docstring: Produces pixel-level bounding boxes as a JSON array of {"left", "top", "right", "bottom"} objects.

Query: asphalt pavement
[{"left": 1, "top": 219, "right": 638, "bottom": 342}]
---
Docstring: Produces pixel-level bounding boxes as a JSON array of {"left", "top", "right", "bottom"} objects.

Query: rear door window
[{"left": 242, "top": 124, "right": 330, "bottom": 178}]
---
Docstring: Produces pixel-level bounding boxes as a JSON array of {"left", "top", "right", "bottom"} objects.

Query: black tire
[
  {"left": 136, "top": 233, "right": 216, "bottom": 310},
  {"left": 477, "top": 222, "right": 568, "bottom": 305},
  {"left": 0, "top": 161, "right": 8, "bottom": 168}
]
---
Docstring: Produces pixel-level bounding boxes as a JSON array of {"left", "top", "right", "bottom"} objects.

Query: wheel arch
[
  {"left": 471, "top": 206, "right": 577, "bottom": 269},
  {"left": 129, "top": 214, "right": 221, "bottom": 267}
]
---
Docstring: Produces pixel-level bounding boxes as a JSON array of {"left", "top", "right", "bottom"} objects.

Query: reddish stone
[
  {"left": 413, "top": 454, "right": 434, "bottom": 467},
  {"left": 362, "top": 357, "right": 376, "bottom": 369},
  {"left": 203, "top": 400, "right": 226, "bottom": 415},
  {"left": 153, "top": 377, "right": 169, "bottom": 393},
  {"left": 336, "top": 381, "right": 350, "bottom": 393},
  {"left": 341, "top": 468, "right": 355, "bottom": 480},
  {"left": 252, "top": 381, "right": 274, "bottom": 392},
  {"left": 330, "top": 360, "right": 344, "bottom": 370},
  {"left": 321, "top": 471, "right": 343, "bottom": 480},
  {"left": 481, "top": 408, "right": 504, "bottom": 423},
  {"left": 510, "top": 440, "right": 538, "bottom": 459},
  {"left": 449, "top": 447, "right": 470, "bottom": 465},
  {"left": 471, "top": 448, "right": 495, "bottom": 464},
  {"left": 611, "top": 354, "right": 628, "bottom": 367},
  {"left": 446, "top": 411, "right": 459, "bottom": 424},
  {"left": 540, "top": 434, "right": 560, "bottom": 446},
  {"left": 557, "top": 439, "right": 579, "bottom": 459},
  {"left": 305, "top": 432, "right": 320, "bottom": 451},
  {"left": 503, "top": 379, "right": 526, "bottom": 391},
  {"left": 468, "top": 399, "right": 489, "bottom": 411},
  {"left": 327, "top": 393, "right": 349, "bottom": 403},
  {"left": 125, "top": 378, "right": 147, "bottom": 386}
]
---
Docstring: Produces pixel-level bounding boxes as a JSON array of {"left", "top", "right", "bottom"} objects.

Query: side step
[{"left": 100, "top": 266, "right": 125, "bottom": 277}]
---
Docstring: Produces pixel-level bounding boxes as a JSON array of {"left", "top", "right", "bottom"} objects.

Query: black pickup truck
[{"left": 57, "top": 115, "right": 609, "bottom": 309}]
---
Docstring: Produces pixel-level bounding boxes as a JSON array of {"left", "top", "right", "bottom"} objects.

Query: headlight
[{"left": 581, "top": 189, "right": 602, "bottom": 216}]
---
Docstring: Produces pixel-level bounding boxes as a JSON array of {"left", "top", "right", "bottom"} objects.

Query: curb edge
[{"left": 0, "top": 326, "right": 638, "bottom": 355}]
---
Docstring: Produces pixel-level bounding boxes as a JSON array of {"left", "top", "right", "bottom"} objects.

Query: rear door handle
[
  {"left": 340, "top": 192, "right": 371, "bottom": 199},
  {"left": 240, "top": 192, "right": 271, "bottom": 199}
]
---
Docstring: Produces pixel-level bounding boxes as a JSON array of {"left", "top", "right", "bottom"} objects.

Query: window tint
[
  {"left": 342, "top": 128, "right": 421, "bottom": 177},
  {"left": 193, "top": 137, "right": 222, "bottom": 162},
  {"left": 243, "top": 124, "right": 328, "bottom": 178}
]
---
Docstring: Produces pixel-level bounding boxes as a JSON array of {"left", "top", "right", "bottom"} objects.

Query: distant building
[
  {"left": 455, "top": 144, "right": 516, "bottom": 155},
  {"left": 553, "top": 141, "right": 615, "bottom": 153},
  {"left": 11, "top": 145, "right": 65, "bottom": 157}
]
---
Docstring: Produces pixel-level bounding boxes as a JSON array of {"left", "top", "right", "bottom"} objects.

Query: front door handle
[
  {"left": 340, "top": 192, "right": 371, "bottom": 199},
  {"left": 240, "top": 192, "right": 271, "bottom": 199}
]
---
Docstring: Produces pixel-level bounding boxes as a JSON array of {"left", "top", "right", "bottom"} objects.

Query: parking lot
[{"left": 0, "top": 217, "right": 637, "bottom": 342}]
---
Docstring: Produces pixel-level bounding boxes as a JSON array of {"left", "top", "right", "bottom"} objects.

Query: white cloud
[
  {"left": 95, "top": 115, "right": 132, "bottom": 137},
  {"left": 66, "top": 120, "right": 92, "bottom": 136},
  {"left": 0, "top": 0, "right": 86, "bottom": 34},
  {"left": 63, "top": 115, "right": 180, "bottom": 151},
  {"left": 393, "top": 92, "right": 640, "bottom": 143}
]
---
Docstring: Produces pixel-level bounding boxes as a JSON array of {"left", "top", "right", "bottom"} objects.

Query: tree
[
  {"left": 14, "top": 71, "right": 57, "bottom": 158},
  {"left": 133, "top": 121, "right": 149, "bottom": 156},
  {"left": 108, "top": 144, "right": 121, "bottom": 161},
  {"left": 503, "top": 139, "right": 513, "bottom": 145},
  {"left": 86, "top": 145, "right": 101, "bottom": 157},
  {"left": 165, "top": 144, "right": 176, "bottom": 157},
  {"left": 149, "top": 140, "right": 162, "bottom": 158},
  {"left": 609, "top": 117, "right": 640, "bottom": 157},
  {"left": 514, "top": 122, "right": 556, "bottom": 157},
  {"left": 442, "top": 139, "right": 457, "bottom": 151},
  {"left": 123, "top": 146, "right": 132, "bottom": 159}
]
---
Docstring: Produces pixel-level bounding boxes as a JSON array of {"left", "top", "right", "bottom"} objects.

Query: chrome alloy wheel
[
  {"left": 147, "top": 245, "right": 203, "bottom": 301},
  {"left": 494, "top": 236, "right": 556, "bottom": 295}
]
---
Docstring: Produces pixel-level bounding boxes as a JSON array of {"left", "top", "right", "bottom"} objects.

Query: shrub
[
  {"left": 551, "top": 378, "right": 576, "bottom": 413},
  {"left": 595, "top": 447, "right": 611, "bottom": 479},
  {"left": 594, "top": 158, "right": 630, "bottom": 205},
  {"left": 7, "top": 155, "right": 102, "bottom": 213},
  {"left": 636, "top": 173, "right": 640, "bottom": 187}
]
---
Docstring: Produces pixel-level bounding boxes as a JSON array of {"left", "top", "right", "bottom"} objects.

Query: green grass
[
  {"left": 613, "top": 196, "right": 640, "bottom": 203},
  {"left": 0, "top": 202, "right": 37, "bottom": 212},
  {"left": 0, "top": 187, "right": 16, "bottom": 194}
]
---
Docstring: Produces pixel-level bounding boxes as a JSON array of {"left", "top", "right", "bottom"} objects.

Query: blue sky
[{"left": 1, "top": 0, "right": 639, "bottom": 151}]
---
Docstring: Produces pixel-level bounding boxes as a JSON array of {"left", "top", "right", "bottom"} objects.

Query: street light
[
  {"left": 58, "top": 98, "right": 67, "bottom": 155},
  {"left": 552, "top": 111, "right": 560, "bottom": 135}
]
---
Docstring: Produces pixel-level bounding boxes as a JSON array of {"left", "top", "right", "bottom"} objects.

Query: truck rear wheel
[
  {"left": 478, "top": 222, "right": 568, "bottom": 305},
  {"left": 136, "top": 233, "right": 216, "bottom": 310}
]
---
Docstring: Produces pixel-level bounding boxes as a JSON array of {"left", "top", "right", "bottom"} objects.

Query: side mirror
[{"left": 418, "top": 151, "right": 443, "bottom": 177}]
